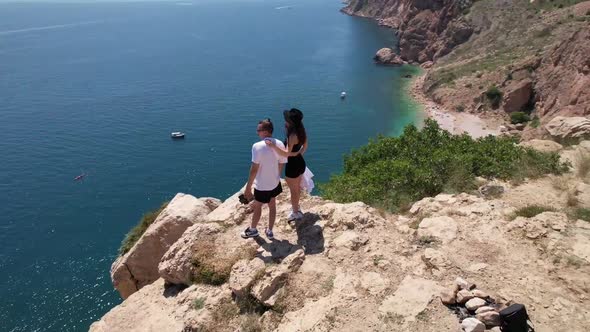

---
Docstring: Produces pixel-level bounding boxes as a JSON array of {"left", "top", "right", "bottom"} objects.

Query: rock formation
[
  {"left": 92, "top": 151, "right": 590, "bottom": 331},
  {"left": 110, "top": 193, "right": 220, "bottom": 299},
  {"left": 343, "top": 0, "right": 473, "bottom": 63},
  {"left": 373, "top": 47, "right": 405, "bottom": 65}
]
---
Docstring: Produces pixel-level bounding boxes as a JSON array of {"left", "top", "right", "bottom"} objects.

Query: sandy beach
[{"left": 410, "top": 74, "right": 501, "bottom": 138}]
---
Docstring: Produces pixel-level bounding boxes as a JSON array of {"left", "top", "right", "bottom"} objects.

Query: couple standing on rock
[{"left": 240, "top": 108, "right": 310, "bottom": 240}]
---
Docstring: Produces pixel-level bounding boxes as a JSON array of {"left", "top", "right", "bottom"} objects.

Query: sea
[{"left": 0, "top": 0, "right": 419, "bottom": 330}]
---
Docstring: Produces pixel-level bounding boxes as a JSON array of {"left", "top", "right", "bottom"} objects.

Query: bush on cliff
[
  {"left": 510, "top": 112, "right": 531, "bottom": 124},
  {"left": 320, "top": 119, "right": 568, "bottom": 212},
  {"left": 118, "top": 202, "right": 169, "bottom": 255},
  {"left": 485, "top": 85, "right": 503, "bottom": 108}
]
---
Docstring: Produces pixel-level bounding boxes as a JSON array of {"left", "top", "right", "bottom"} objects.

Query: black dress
[{"left": 285, "top": 143, "right": 306, "bottom": 179}]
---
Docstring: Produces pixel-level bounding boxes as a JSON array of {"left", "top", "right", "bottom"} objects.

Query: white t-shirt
[{"left": 251, "top": 138, "right": 288, "bottom": 191}]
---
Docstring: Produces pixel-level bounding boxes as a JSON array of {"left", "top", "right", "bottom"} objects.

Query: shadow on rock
[{"left": 295, "top": 212, "right": 324, "bottom": 255}]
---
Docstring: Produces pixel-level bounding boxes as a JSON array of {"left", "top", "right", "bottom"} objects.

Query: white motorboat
[{"left": 171, "top": 132, "right": 185, "bottom": 139}]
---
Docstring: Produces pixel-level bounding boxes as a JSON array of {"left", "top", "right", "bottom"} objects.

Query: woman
[{"left": 265, "top": 108, "right": 308, "bottom": 221}]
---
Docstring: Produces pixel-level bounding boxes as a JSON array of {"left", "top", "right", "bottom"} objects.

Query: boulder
[
  {"left": 461, "top": 317, "right": 486, "bottom": 332},
  {"left": 158, "top": 223, "right": 224, "bottom": 285},
  {"left": 472, "top": 289, "right": 490, "bottom": 299},
  {"left": 502, "top": 79, "right": 533, "bottom": 113},
  {"left": 228, "top": 258, "right": 266, "bottom": 298},
  {"left": 205, "top": 189, "right": 249, "bottom": 225},
  {"left": 545, "top": 116, "right": 590, "bottom": 143},
  {"left": 251, "top": 249, "right": 305, "bottom": 306},
  {"left": 466, "top": 297, "right": 487, "bottom": 311},
  {"left": 111, "top": 194, "right": 215, "bottom": 299},
  {"left": 312, "top": 202, "right": 384, "bottom": 230},
  {"left": 455, "top": 277, "right": 476, "bottom": 290},
  {"left": 332, "top": 231, "right": 368, "bottom": 250},
  {"left": 359, "top": 272, "right": 388, "bottom": 295},
  {"left": 519, "top": 139, "right": 563, "bottom": 153},
  {"left": 422, "top": 248, "right": 451, "bottom": 269},
  {"left": 478, "top": 184, "right": 505, "bottom": 198},
  {"left": 374, "top": 47, "right": 405, "bottom": 65},
  {"left": 418, "top": 216, "right": 458, "bottom": 244},
  {"left": 476, "top": 310, "right": 501, "bottom": 326}
]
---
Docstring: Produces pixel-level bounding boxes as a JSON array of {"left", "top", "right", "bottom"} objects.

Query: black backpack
[{"left": 499, "top": 303, "right": 535, "bottom": 332}]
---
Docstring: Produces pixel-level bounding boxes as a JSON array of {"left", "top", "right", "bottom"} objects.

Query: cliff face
[
  {"left": 535, "top": 25, "right": 590, "bottom": 119},
  {"left": 343, "top": 0, "right": 473, "bottom": 63}
]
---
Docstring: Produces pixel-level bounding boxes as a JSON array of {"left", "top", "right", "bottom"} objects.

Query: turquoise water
[{"left": 0, "top": 1, "right": 417, "bottom": 331}]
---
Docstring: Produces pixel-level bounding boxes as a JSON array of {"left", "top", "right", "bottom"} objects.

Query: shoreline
[{"left": 408, "top": 72, "right": 501, "bottom": 139}]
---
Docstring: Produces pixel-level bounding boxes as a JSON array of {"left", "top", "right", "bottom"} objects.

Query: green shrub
[
  {"left": 119, "top": 202, "right": 169, "bottom": 255},
  {"left": 455, "top": 105, "right": 466, "bottom": 112},
  {"left": 192, "top": 297, "right": 206, "bottom": 310},
  {"left": 485, "top": 86, "right": 503, "bottom": 108},
  {"left": 530, "top": 116, "right": 540, "bottom": 128},
  {"left": 510, "top": 112, "right": 531, "bottom": 124},
  {"left": 513, "top": 205, "right": 555, "bottom": 219},
  {"left": 320, "top": 120, "right": 568, "bottom": 212},
  {"left": 575, "top": 208, "right": 590, "bottom": 221}
]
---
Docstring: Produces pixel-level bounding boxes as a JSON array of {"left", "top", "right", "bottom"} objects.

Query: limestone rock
[
  {"left": 111, "top": 193, "right": 214, "bottom": 299},
  {"left": 545, "top": 116, "right": 590, "bottom": 143},
  {"left": 229, "top": 258, "right": 266, "bottom": 298},
  {"left": 378, "top": 276, "right": 443, "bottom": 322},
  {"left": 472, "top": 289, "right": 489, "bottom": 299},
  {"left": 457, "top": 289, "right": 475, "bottom": 304},
  {"left": 205, "top": 189, "right": 249, "bottom": 225},
  {"left": 465, "top": 297, "right": 487, "bottom": 311},
  {"left": 519, "top": 139, "right": 563, "bottom": 153},
  {"left": 422, "top": 248, "right": 451, "bottom": 269},
  {"left": 476, "top": 310, "right": 501, "bottom": 326},
  {"left": 374, "top": 47, "right": 405, "bottom": 65},
  {"left": 503, "top": 79, "right": 533, "bottom": 113},
  {"left": 158, "top": 222, "right": 224, "bottom": 285},
  {"left": 461, "top": 317, "right": 486, "bottom": 332},
  {"left": 251, "top": 249, "right": 305, "bottom": 306},
  {"left": 313, "top": 202, "right": 384, "bottom": 230},
  {"left": 418, "top": 216, "right": 458, "bottom": 244},
  {"left": 475, "top": 306, "right": 495, "bottom": 314},
  {"left": 89, "top": 278, "right": 227, "bottom": 332},
  {"left": 455, "top": 277, "right": 476, "bottom": 290},
  {"left": 359, "top": 272, "right": 388, "bottom": 295},
  {"left": 332, "top": 231, "right": 368, "bottom": 250},
  {"left": 478, "top": 184, "right": 504, "bottom": 197},
  {"left": 440, "top": 289, "right": 457, "bottom": 305}
]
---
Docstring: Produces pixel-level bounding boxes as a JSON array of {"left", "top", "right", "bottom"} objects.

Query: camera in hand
[{"left": 238, "top": 194, "right": 252, "bottom": 205}]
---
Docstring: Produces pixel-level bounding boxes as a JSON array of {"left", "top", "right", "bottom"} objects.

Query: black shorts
[
  {"left": 286, "top": 155, "right": 306, "bottom": 179},
  {"left": 254, "top": 183, "right": 282, "bottom": 203}
]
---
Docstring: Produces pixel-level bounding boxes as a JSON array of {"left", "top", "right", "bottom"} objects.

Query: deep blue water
[{"left": 0, "top": 1, "right": 418, "bottom": 331}]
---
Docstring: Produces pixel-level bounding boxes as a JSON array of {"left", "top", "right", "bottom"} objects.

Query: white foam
[{"left": 0, "top": 20, "right": 103, "bottom": 36}]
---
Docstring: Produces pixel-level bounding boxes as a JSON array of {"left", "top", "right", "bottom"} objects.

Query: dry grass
[
  {"left": 240, "top": 314, "right": 262, "bottom": 332},
  {"left": 575, "top": 151, "right": 590, "bottom": 180}
]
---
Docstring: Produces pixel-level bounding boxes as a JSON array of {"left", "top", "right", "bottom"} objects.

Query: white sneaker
[
  {"left": 296, "top": 211, "right": 304, "bottom": 220},
  {"left": 287, "top": 211, "right": 298, "bottom": 221}
]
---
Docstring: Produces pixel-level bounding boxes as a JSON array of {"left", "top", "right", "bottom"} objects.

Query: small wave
[
  {"left": 0, "top": 21, "right": 103, "bottom": 36},
  {"left": 275, "top": 6, "right": 293, "bottom": 10}
]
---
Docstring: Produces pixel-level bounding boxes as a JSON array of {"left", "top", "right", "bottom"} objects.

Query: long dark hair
[{"left": 286, "top": 122, "right": 306, "bottom": 146}]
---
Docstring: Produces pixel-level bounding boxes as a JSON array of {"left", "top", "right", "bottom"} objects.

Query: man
[{"left": 241, "top": 118, "right": 288, "bottom": 240}]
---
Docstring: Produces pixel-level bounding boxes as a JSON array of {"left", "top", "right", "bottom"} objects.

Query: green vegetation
[
  {"left": 510, "top": 112, "right": 531, "bottom": 124},
  {"left": 320, "top": 120, "right": 568, "bottom": 212},
  {"left": 513, "top": 205, "right": 556, "bottom": 219},
  {"left": 485, "top": 85, "right": 503, "bottom": 108},
  {"left": 118, "top": 202, "right": 169, "bottom": 255},
  {"left": 192, "top": 297, "right": 206, "bottom": 310},
  {"left": 530, "top": 116, "right": 540, "bottom": 128},
  {"left": 574, "top": 208, "right": 590, "bottom": 221},
  {"left": 455, "top": 104, "right": 465, "bottom": 112}
]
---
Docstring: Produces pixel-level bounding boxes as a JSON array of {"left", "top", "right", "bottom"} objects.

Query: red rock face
[
  {"left": 343, "top": 0, "right": 473, "bottom": 63},
  {"left": 535, "top": 26, "right": 590, "bottom": 119}
]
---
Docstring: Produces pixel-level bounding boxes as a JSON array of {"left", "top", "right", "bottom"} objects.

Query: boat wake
[
  {"left": 0, "top": 20, "right": 104, "bottom": 36},
  {"left": 275, "top": 6, "right": 293, "bottom": 10}
]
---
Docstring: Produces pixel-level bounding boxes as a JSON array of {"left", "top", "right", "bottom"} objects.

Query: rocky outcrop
[
  {"left": 535, "top": 26, "right": 590, "bottom": 119},
  {"left": 111, "top": 193, "right": 216, "bottom": 299},
  {"left": 343, "top": 0, "right": 473, "bottom": 63},
  {"left": 518, "top": 139, "right": 563, "bottom": 153},
  {"left": 545, "top": 116, "right": 590, "bottom": 143},
  {"left": 503, "top": 79, "right": 533, "bottom": 114},
  {"left": 374, "top": 47, "right": 405, "bottom": 65},
  {"left": 94, "top": 186, "right": 590, "bottom": 332}
]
